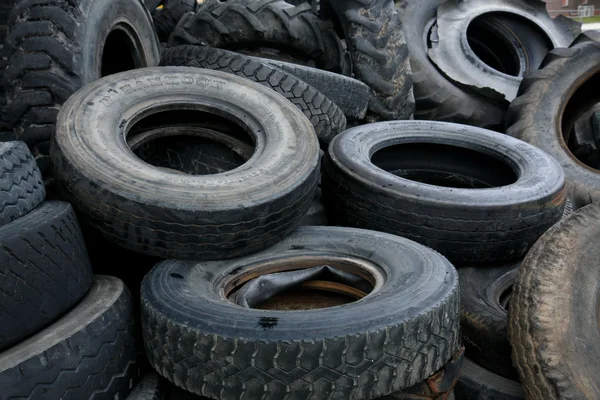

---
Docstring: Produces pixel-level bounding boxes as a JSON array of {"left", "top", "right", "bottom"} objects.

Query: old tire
[
  {"left": 152, "top": 0, "right": 196, "bottom": 42},
  {"left": 454, "top": 358, "right": 524, "bottom": 400},
  {"left": 0, "top": 276, "right": 138, "bottom": 400},
  {"left": 169, "top": 0, "right": 348, "bottom": 73},
  {"left": 254, "top": 57, "right": 370, "bottom": 120},
  {"left": 396, "top": 0, "right": 505, "bottom": 130},
  {"left": 1, "top": 0, "right": 160, "bottom": 147},
  {"left": 508, "top": 204, "right": 600, "bottom": 400},
  {"left": 161, "top": 46, "right": 347, "bottom": 143},
  {"left": 0, "top": 201, "right": 93, "bottom": 351},
  {"left": 0, "top": 141, "right": 44, "bottom": 228},
  {"left": 142, "top": 226, "right": 460, "bottom": 400},
  {"left": 325, "top": 0, "right": 414, "bottom": 121},
  {"left": 51, "top": 67, "right": 320, "bottom": 260},
  {"left": 506, "top": 32, "right": 600, "bottom": 208},
  {"left": 323, "top": 120, "right": 566, "bottom": 263}
]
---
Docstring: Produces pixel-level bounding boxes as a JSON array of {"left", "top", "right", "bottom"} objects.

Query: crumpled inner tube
[{"left": 231, "top": 265, "right": 372, "bottom": 308}]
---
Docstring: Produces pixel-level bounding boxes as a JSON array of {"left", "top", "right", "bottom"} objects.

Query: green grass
[{"left": 578, "top": 15, "right": 600, "bottom": 23}]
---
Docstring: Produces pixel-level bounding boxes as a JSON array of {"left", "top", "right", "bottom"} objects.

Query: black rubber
[
  {"left": 455, "top": 358, "right": 524, "bottom": 400},
  {"left": 1, "top": 0, "right": 160, "bottom": 147},
  {"left": 509, "top": 204, "right": 600, "bottom": 400},
  {"left": 0, "top": 201, "right": 93, "bottom": 351},
  {"left": 254, "top": 57, "right": 370, "bottom": 120},
  {"left": 325, "top": 0, "right": 414, "bottom": 121},
  {"left": 152, "top": 0, "right": 196, "bottom": 42},
  {"left": 397, "top": 0, "right": 505, "bottom": 130},
  {"left": 169, "top": 0, "right": 348, "bottom": 74},
  {"left": 126, "top": 373, "right": 164, "bottom": 400},
  {"left": 0, "top": 0, "right": 13, "bottom": 44},
  {"left": 0, "top": 141, "right": 44, "bottom": 228},
  {"left": 506, "top": 32, "right": 600, "bottom": 209},
  {"left": 300, "top": 188, "right": 328, "bottom": 226},
  {"left": 161, "top": 46, "right": 347, "bottom": 143},
  {"left": 142, "top": 226, "right": 460, "bottom": 400},
  {"left": 0, "top": 276, "right": 138, "bottom": 400},
  {"left": 459, "top": 263, "right": 519, "bottom": 381},
  {"left": 323, "top": 120, "right": 567, "bottom": 263},
  {"left": 51, "top": 67, "right": 320, "bottom": 260}
]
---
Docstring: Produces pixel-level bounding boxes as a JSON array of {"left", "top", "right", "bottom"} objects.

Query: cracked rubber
[
  {"left": 152, "top": 0, "right": 196, "bottom": 42},
  {"left": 161, "top": 46, "right": 347, "bottom": 143},
  {"left": 0, "top": 276, "right": 138, "bottom": 400},
  {"left": 142, "top": 226, "right": 460, "bottom": 400},
  {"left": 0, "top": 201, "right": 93, "bottom": 351},
  {"left": 0, "top": 141, "right": 44, "bottom": 228},
  {"left": 454, "top": 358, "right": 524, "bottom": 400},
  {"left": 397, "top": 0, "right": 505, "bottom": 130},
  {"left": 508, "top": 204, "right": 600, "bottom": 400},
  {"left": 506, "top": 32, "right": 600, "bottom": 208},
  {"left": 169, "top": 0, "right": 348, "bottom": 73},
  {"left": 51, "top": 67, "right": 320, "bottom": 260},
  {"left": 326, "top": 0, "right": 414, "bottom": 121},
  {"left": 1, "top": 0, "right": 160, "bottom": 148},
  {"left": 323, "top": 120, "right": 567, "bottom": 263},
  {"left": 126, "top": 373, "right": 164, "bottom": 400}
]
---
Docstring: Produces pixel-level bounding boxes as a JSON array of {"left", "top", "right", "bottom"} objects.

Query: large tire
[
  {"left": 323, "top": 120, "right": 566, "bottom": 263},
  {"left": 506, "top": 32, "right": 600, "bottom": 208},
  {"left": 0, "top": 201, "right": 93, "bottom": 351},
  {"left": 508, "top": 204, "right": 600, "bottom": 400},
  {"left": 454, "top": 358, "right": 524, "bottom": 400},
  {"left": 142, "top": 226, "right": 460, "bottom": 400},
  {"left": 0, "top": 276, "right": 138, "bottom": 400},
  {"left": 169, "top": 0, "right": 348, "bottom": 74},
  {"left": 152, "top": 0, "right": 196, "bottom": 42},
  {"left": 0, "top": 141, "right": 44, "bottom": 228},
  {"left": 1, "top": 0, "right": 160, "bottom": 148},
  {"left": 397, "top": 0, "right": 505, "bottom": 130},
  {"left": 51, "top": 67, "right": 320, "bottom": 260},
  {"left": 325, "top": 0, "right": 414, "bottom": 121},
  {"left": 161, "top": 46, "right": 347, "bottom": 143}
]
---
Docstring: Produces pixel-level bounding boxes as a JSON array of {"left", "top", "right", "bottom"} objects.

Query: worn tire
[
  {"left": 323, "top": 120, "right": 566, "bottom": 263},
  {"left": 152, "top": 0, "right": 196, "bottom": 42},
  {"left": 1, "top": 0, "right": 160, "bottom": 147},
  {"left": 325, "top": 0, "right": 414, "bottom": 121},
  {"left": 142, "top": 226, "right": 460, "bottom": 400},
  {"left": 506, "top": 32, "right": 600, "bottom": 208},
  {"left": 0, "top": 276, "right": 138, "bottom": 400},
  {"left": 254, "top": 57, "right": 370, "bottom": 120},
  {"left": 508, "top": 204, "right": 600, "bottom": 400},
  {"left": 0, "top": 201, "right": 93, "bottom": 351},
  {"left": 161, "top": 46, "right": 347, "bottom": 143},
  {"left": 454, "top": 358, "right": 524, "bottom": 400},
  {"left": 0, "top": 141, "right": 44, "bottom": 228},
  {"left": 396, "top": 0, "right": 505, "bottom": 130},
  {"left": 127, "top": 373, "right": 164, "bottom": 400},
  {"left": 169, "top": 0, "right": 348, "bottom": 73},
  {"left": 51, "top": 67, "right": 320, "bottom": 260}
]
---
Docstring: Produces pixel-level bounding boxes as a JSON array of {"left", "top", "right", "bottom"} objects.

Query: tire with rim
[
  {"left": 160, "top": 45, "right": 347, "bottom": 143},
  {"left": 322, "top": 120, "right": 566, "bottom": 263},
  {"left": 506, "top": 32, "right": 600, "bottom": 208},
  {"left": 0, "top": 141, "right": 44, "bottom": 228},
  {"left": 509, "top": 204, "right": 600, "bottom": 400},
  {"left": 51, "top": 67, "right": 320, "bottom": 260},
  {"left": 1, "top": 0, "right": 160, "bottom": 148},
  {"left": 142, "top": 226, "right": 460, "bottom": 400},
  {"left": 0, "top": 276, "right": 138, "bottom": 400},
  {"left": 454, "top": 358, "right": 524, "bottom": 400}
]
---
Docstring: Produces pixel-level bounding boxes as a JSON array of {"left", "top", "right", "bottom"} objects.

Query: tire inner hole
[
  {"left": 101, "top": 28, "right": 138, "bottom": 77},
  {"left": 371, "top": 142, "right": 518, "bottom": 189},
  {"left": 499, "top": 286, "right": 512, "bottom": 312},
  {"left": 127, "top": 110, "right": 255, "bottom": 175}
]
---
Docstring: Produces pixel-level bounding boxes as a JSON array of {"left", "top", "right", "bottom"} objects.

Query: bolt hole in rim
[
  {"left": 219, "top": 255, "right": 386, "bottom": 311},
  {"left": 370, "top": 142, "right": 518, "bottom": 189}
]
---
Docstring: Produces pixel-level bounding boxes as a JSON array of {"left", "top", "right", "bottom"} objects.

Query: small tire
[
  {"left": 51, "top": 67, "right": 320, "bottom": 260},
  {"left": 506, "top": 32, "right": 600, "bottom": 208},
  {"left": 323, "top": 120, "right": 566, "bottom": 263},
  {"left": 142, "top": 226, "right": 460, "bottom": 400},
  {"left": 0, "top": 141, "right": 44, "bottom": 228},
  {"left": 160, "top": 46, "right": 347, "bottom": 143},
  {"left": 1, "top": 0, "right": 160, "bottom": 147},
  {"left": 0, "top": 276, "right": 138, "bottom": 400},
  {"left": 0, "top": 201, "right": 94, "bottom": 351},
  {"left": 454, "top": 358, "right": 524, "bottom": 400},
  {"left": 508, "top": 204, "right": 600, "bottom": 400}
]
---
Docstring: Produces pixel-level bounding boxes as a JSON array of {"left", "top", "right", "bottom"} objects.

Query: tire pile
[{"left": 0, "top": 0, "right": 598, "bottom": 399}]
